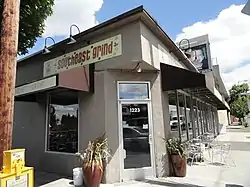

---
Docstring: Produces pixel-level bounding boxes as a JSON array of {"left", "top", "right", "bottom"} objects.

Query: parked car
[
  {"left": 123, "top": 126, "right": 149, "bottom": 152},
  {"left": 170, "top": 115, "right": 188, "bottom": 130}
]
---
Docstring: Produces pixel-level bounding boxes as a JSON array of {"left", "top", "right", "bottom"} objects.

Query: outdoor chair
[
  {"left": 210, "top": 143, "right": 236, "bottom": 167},
  {"left": 186, "top": 139, "right": 205, "bottom": 166}
]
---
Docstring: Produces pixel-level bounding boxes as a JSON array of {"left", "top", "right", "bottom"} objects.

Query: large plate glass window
[
  {"left": 168, "top": 91, "right": 179, "bottom": 139},
  {"left": 178, "top": 92, "right": 188, "bottom": 142},
  {"left": 186, "top": 96, "right": 193, "bottom": 139},
  {"left": 46, "top": 93, "right": 78, "bottom": 153}
]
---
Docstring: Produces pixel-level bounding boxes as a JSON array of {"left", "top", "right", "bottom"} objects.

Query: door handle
[{"left": 148, "top": 134, "right": 152, "bottom": 144}]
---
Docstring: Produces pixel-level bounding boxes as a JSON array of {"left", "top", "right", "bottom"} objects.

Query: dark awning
[
  {"left": 160, "top": 63, "right": 229, "bottom": 110},
  {"left": 160, "top": 63, "right": 206, "bottom": 91},
  {"left": 15, "top": 66, "right": 94, "bottom": 102}
]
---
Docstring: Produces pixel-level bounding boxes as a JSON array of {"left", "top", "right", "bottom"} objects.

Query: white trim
[
  {"left": 44, "top": 94, "right": 80, "bottom": 155},
  {"left": 44, "top": 94, "right": 49, "bottom": 153},
  {"left": 118, "top": 100, "right": 155, "bottom": 180},
  {"left": 117, "top": 100, "right": 124, "bottom": 182},
  {"left": 147, "top": 100, "right": 156, "bottom": 178},
  {"left": 77, "top": 93, "right": 80, "bottom": 153},
  {"left": 117, "top": 81, "right": 155, "bottom": 181},
  {"left": 44, "top": 151, "right": 77, "bottom": 156},
  {"left": 15, "top": 76, "right": 57, "bottom": 97}
]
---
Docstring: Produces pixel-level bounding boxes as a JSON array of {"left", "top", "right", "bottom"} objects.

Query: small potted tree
[
  {"left": 164, "top": 138, "right": 187, "bottom": 177},
  {"left": 76, "top": 134, "right": 111, "bottom": 187}
]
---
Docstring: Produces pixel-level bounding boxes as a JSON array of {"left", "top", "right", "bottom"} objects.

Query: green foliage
[
  {"left": 229, "top": 83, "right": 250, "bottom": 119},
  {"left": 76, "top": 133, "right": 111, "bottom": 171},
  {"left": 229, "top": 83, "right": 249, "bottom": 103},
  {"left": 0, "top": 0, "right": 55, "bottom": 55},
  {"left": 164, "top": 137, "right": 186, "bottom": 158},
  {"left": 230, "top": 97, "right": 249, "bottom": 119}
]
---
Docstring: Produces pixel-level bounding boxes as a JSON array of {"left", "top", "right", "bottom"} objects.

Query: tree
[
  {"left": 0, "top": 0, "right": 55, "bottom": 55},
  {"left": 229, "top": 83, "right": 250, "bottom": 124}
]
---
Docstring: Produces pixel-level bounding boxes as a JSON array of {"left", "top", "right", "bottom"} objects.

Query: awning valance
[
  {"left": 160, "top": 63, "right": 229, "bottom": 110},
  {"left": 15, "top": 66, "right": 94, "bottom": 102}
]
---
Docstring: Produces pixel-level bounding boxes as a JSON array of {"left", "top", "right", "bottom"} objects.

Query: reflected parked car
[
  {"left": 170, "top": 115, "right": 187, "bottom": 130},
  {"left": 126, "top": 117, "right": 148, "bottom": 129},
  {"left": 123, "top": 126, "right": 149, "bottom": 152}
]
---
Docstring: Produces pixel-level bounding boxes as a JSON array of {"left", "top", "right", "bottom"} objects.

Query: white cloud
[
  {"left": 222, "top": 64, "right": 250, "bottom": 89},
  {"left": 176, "top": 4, "right": 250, "bottom": 89},
  {"left": 43, "top": 0, "right": 104, "bottom": 37}
]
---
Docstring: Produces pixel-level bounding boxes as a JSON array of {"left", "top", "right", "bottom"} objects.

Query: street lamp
[
  {"left": 178, "top": 39, "right": 195, "bottom": 59},
  {"left": 42, "top": 37, "right": 56, "bottom": 54},
  {"left": 67, "top": 24, "right": 81, "bottom": 45}
]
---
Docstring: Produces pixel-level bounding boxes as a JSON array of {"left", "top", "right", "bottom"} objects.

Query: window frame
[{"left": 45, "top": 94, "right": 80, "bottom": 155}]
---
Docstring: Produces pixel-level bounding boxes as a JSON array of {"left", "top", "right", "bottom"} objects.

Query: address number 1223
[{"left": 130, "top": 108, "right": 140, "bottom": 112}]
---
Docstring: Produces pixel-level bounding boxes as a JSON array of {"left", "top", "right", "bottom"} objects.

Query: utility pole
[{"left": 0, "top": 0, "right": 20, "bottom": 168}]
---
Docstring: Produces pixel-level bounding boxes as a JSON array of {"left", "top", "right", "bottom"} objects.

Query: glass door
[{"left": 119, "top": 102, "right": 153, "bottom": 181}]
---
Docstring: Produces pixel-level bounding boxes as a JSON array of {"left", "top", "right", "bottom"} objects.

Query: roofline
[
  {"left": 18, "top": 5, "right": 144, "bottom": 63},
  {"left": 141, "top": 8, "right": 198, "bottom": 72},
  {"left": 18, "top": 5, "right": 198, "bottom": 73},
  {"left": 213, "top": 64, "right": 229, "bottom": 98}
]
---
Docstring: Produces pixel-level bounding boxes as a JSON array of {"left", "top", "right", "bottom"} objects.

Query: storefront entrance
[
  {"left": 117, "top": 81, "right": 154, "bottom": 181},
  {"left": 119, "top": 102, "right": 154, "bottom": 180}
]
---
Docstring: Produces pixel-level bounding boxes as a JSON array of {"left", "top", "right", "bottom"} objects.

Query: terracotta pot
[
  {"left": 170, "top": 155, "right": 186, "bottom": 177},
  {"left": 83, "top": 164, "right": 103, "bottom": 187},
  {"left": 101, "top": 161, "right": 107, "bottom": 183}
]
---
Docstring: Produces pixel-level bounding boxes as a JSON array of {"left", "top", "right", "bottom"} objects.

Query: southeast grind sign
[{"left": 43, "top": 34, "right": 122, "bottom": 77}]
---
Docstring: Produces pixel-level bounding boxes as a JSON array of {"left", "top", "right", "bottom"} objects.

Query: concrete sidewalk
[{"left": 35, "top": 126, "right": 250, "bottom": 187}]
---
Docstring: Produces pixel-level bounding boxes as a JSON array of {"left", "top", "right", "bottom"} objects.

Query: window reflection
[
  {"left": 122, "top": 103, "right": 151, "bottom": 169},
  {"left": 178, "top": 92, "right": 188, "bottom": 142},
  {"left": 186, "top": 96, "right": 193, "bottom": 140},
  {"left": 47, "top": 95, "right": 78, "bottom": 154},
  {"left": 167, "top": 90, "right": 218, "bottom": 141},
  {"left": 118, "top": 83, "right": 149, "bottom": 100},
  {"left": 168, "top": 91, "right": 179, "bottom": 139}
]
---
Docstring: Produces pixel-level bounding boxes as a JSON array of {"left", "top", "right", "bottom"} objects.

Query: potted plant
[
  {"left": 76, "top": 134, "right": 111, "bottom": 187},
  {"left": 164, "top": 138, "right": 187, "bottom": 177}
]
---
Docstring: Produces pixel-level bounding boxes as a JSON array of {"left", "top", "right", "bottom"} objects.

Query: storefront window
[
  {"left": 199, "top": 102, "right": 205, "bottom": 135},
  {"left": 178, "top": 92, "right": 188, "bottom": 142},
  {"left": 197, "top": 101, "right": 203, "bottom": 136},
  {"left": 46, "top": 94, "right": 78, "bottom": 153},
  {"left": 208, "top": 106, "right": 213, "bottom": 132},
  {"left": 168, "top": 91, "right": 179, "bottom": 139},
  {"left": 193, "top": 99, "right": 199, "bottom": 138},
  {"left": 186, "top": 96, "right": 193, "bottom": 140}
]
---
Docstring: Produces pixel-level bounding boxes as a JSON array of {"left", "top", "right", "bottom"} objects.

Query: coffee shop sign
[{"left": 43, "top": 34, "right": 122, "bottom": 77}]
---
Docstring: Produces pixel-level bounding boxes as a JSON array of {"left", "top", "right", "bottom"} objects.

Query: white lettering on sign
[
  {"left": 15, "top": 76, "right": 57, "bottom": 97},
  {"left": 6, "top": 175, "right": 28, "bottom": 187},
  {"left": 11, "top": 151, "right": 25, "bottom": 161},
  {"left": 43, "top": 34, "right": 122, "bottom": 77}
]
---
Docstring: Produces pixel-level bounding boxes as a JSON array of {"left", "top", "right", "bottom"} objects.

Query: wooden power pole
[{"left": 0, "top": 0, "right": 20, "bottom": 168}]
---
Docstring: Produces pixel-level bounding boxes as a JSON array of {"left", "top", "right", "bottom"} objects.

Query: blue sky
[
  {"left": 22, "top": 0, "right": 250, "bottom": 89},
  {"left": 97, "top": 0, "right": 245, "bottom": 38}
]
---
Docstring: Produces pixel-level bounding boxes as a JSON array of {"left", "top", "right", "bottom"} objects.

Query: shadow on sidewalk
[
  {"left": 138, "top": 179, "right": 204, "bottom": 187},
  {"left": 35, "top": 171, "right": 71, "bottom": 187},
  {"left": 225, "top": 184, "right": 244, "bottom": 187}
]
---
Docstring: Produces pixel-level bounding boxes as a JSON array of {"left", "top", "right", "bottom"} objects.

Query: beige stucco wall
[
  {"left": 218, "top": 110, "right": 229, "bottom": 126},
  {"left": 139, "top": 22, "right": 188, "bottom": 70},
  {"left": 97, "top": 71, "right": 171, "bottom": 182},
  {"left": 13, "top": 18, "right": 185, "bottom": 182}
]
